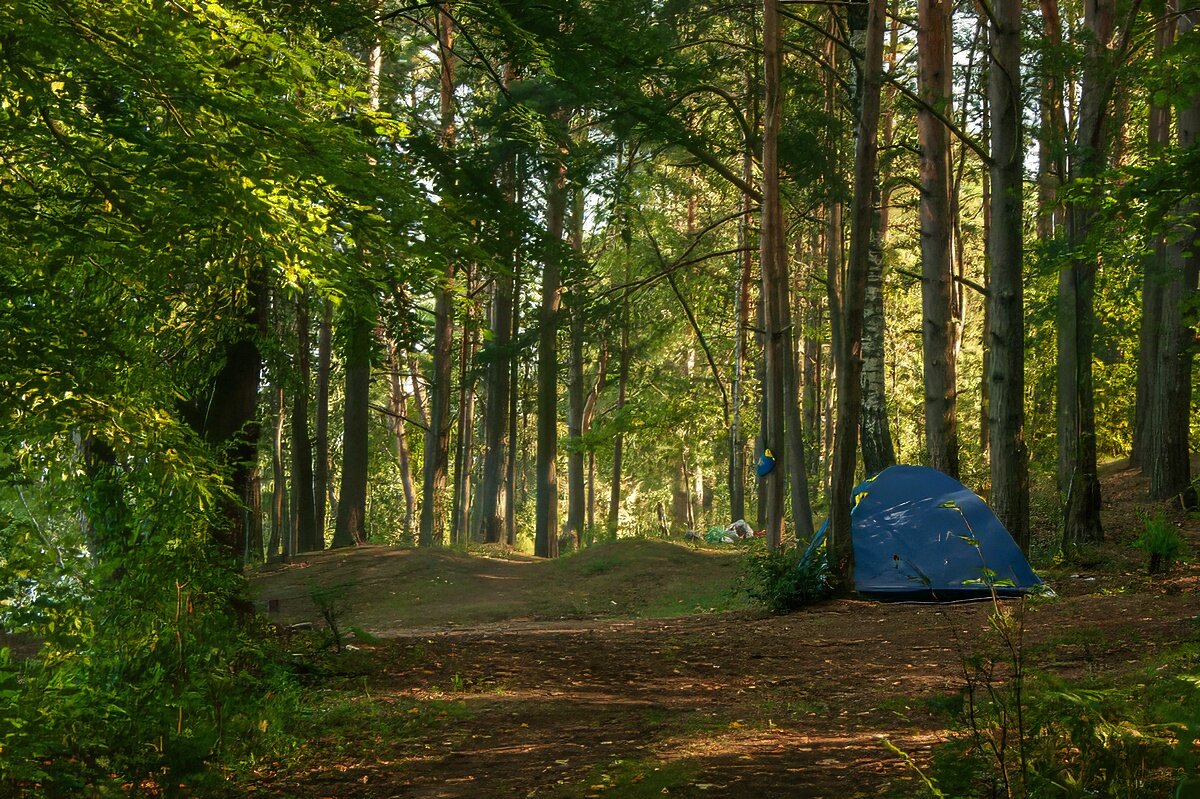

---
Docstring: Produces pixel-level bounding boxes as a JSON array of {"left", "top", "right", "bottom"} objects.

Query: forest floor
[{"left": 244, "top": 461, "right": 1200, "bottom": 798}]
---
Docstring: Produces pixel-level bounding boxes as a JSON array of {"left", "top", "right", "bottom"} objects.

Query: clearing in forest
[{"left": 246, "top": 468, "right": 1200, "bottom": 798}]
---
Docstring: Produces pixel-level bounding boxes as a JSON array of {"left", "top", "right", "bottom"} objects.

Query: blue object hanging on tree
[{"left": 756, "top": 448, "right": 776, "bottom": 478}]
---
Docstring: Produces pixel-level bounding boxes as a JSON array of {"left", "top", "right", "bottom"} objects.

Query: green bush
[
  {"left": 0, "top": 460, "right": 300, "bottom": 796},
  {"left": 1133, "top": 511, "right": 1186, "bottom": 576},
  {"left": 738, "top": 541, "right": 830, "bottom": 613}
]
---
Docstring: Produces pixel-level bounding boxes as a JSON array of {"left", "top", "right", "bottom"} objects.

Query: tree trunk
[
  {"left": 1061, "top": 0, "right": 1116, "bottom": 548},
  {"left": 478, "top": 162, "right": 516, "bottom": 544},
  {"left": 1148, "top": 6, "right": 1198, "bottom": 504},
  {"left": 987, "top": 0, "right": 1030, "bottom": 551},
  {"left": 419, "top": 1, "right": 456, "bottom": 548},
  {"left": 608, "top": 274, "right": 630, "bottom": 536},
  {"left": 387, "top": 339, "right": 418, "bottom": 541},
  {"left": 535, "top": 160, "right": 567, "bottom": 558},
  {"left": 761, "top": 0, "right": 787, "bottom": 550},
  {"left": 292, "top": 292, "right": 320, "bottom": 552},
  {"left": 270, "top": 384, "right": 287, "bottom": 559},
  {"left": 860, "top": 185, "right": 895, "bottom": 475},
  {"left": 917, "top": 0, "right": 959, "bottom": 478},
  {"left": 193, "top": 277, "right": 267, "bottom": 563},
  {"left": 333, "top": 304, "right": 373, "bottom": 548},
  {"left": 451, "top": 302, "right": 477, "bottom": 546},
  {"left": 1133, "top": 4, "right": 1176, "bottom": 471},
  {"left": 565, "top": 189, "right": 586, "bottom": 550},
  {"left": 314, "top": 300, "right": 332, "bottom": 540},
  {"left": 831, "top": 0, "right": 885, "bottom": 592},
  {"left": 506, "top": 185, "right": 524, "bottom": 548}
]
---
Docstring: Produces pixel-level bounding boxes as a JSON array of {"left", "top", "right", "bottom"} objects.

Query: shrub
[
  {"left": 738, "top": 541, "right": 830, "bottom": 613},
  {"left": 1133, "top": 511, "right": 1186, "bottom": 576}
]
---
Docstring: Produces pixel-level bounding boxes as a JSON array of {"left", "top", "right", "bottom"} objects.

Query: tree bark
[
  {"left": 194, "top": 277, "right": 267, "bottom": 563},
  {"left": 1133, "top": 3, "right": 1176, "bottom": 472},
  {"left": 917, "top": 0, "right": 959, "bottom": 478},
  {"left": 478, "top": 159, "right": 516, "bottom": 543},
  {"left": 1061, "top": 0, "right": 1117, "bottom": 548},
  {"left": 387, "top": 339, "right": 418, "bottom": 540},
  {"left": 831, "top": 0, "right": 885, "bottom": 592},
  {"left": 565, "top": 188, "right": 586, "bottom": 550},
  {"left": 419, "top": 2, "right": 457, "bottom": 548},
  {"left": 608, "top": 271, "right": 630, "bottom": 536},
  {"left": 987, "top": 0, "right": 1030, "bottom": 551},
  {"left": 333, "top": 304, "right": 373, "bottom": 548},
  {"left": 860, "top": 184, "right": 895, "bottom": 475},
  {"left": 292, "top": 292, "right": 320, "bottom": 552},
  {"left": 314, "top": 300, "right": 332, "bottom": 540},
  {"left": 1148, "top": 5, "right": 1198, "bottom": 504},
  {"left": 535, "top": 160, "right": 567, "bottom": 558},
  {"left": 451, "top": 297, "right": 477, "bottom": 546},
  {"left": 761, "top": 0, "right": 787, "bottom": 550}
]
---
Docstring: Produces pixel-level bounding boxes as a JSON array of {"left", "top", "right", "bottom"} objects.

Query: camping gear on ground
[{"left": 803, "top": 465, "right": 1043, "bottom": 600}]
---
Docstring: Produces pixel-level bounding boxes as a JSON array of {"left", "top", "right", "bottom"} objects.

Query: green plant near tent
[
  {"left": 1133, "top": 512, "right": 1186, "bottom": 576},
  {"left": 737, "top": 540, "right": 830, "bottom": 613}
]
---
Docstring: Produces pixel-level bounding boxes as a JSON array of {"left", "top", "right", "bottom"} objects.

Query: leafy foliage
[
  {"left": 738, "top": 540, "right": 830, "bottom": 613},
  {"left": 1133, "top": 512, "right": 1187, "bottom": 576}
]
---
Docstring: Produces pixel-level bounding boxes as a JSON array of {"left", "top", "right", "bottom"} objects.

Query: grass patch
[
  {"left": 552, "top": 757, "right": 703, "bottom": 798},
  {"left": 252, "top": 539, "right": 750, "bottom": 632},
  {"left": 291, "top": 690, "right": 472, "bottom": 757}
]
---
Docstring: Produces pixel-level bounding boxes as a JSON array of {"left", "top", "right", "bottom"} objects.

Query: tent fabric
[{"left": 805, "top": 465, "right": 1042, "bottom": 600}]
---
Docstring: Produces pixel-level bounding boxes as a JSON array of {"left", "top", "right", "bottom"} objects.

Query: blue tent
[{"left": 805, "top": 465, "right": 1043, "bottom": 600}]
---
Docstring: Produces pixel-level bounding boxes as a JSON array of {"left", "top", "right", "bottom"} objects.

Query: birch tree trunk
[
  {"left": 831, "top": 0, "right": 885, "bottom": 591},
  {"left": 860, "top": 4, "right": 899, "bottom": 477}
]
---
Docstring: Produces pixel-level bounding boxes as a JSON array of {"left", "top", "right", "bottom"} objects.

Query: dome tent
[{"left": 804, "top": 465, "right": 1043, "bottom": 600}]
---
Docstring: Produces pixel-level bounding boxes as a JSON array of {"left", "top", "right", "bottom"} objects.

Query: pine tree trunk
[
  {"left": 565, "top": 189, "right": 586, "bottom": 550},
  {"left": 1062, "top": 0, "right": 1115, "bottom": 548},
  {"left": 535, "top": 160, "right": 567, "bottom": 558},
  {"left": 1133, "top": 5, "right": 1176, "bottom": 471},
  {"left": 1148, "top": 9, "right": 1198, "bottom": 504},
  {"left": 987, "top": 0, "right": 1030, "bottom": 551},
  {"left": 761, "top": 0, "right": 787, "bottom": 550},
  {"left": 917, "top": 0, "right": 959, "bottom": 478}
]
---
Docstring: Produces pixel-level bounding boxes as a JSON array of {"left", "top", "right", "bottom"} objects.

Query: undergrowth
[
  {"left": 737, "top": 540, "right": 830, "bottom": 613},
  {"left": 894, "top": 595, "right": 1200, "bottom": 797}
]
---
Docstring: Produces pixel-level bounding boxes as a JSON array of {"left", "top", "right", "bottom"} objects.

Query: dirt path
[{"left": 247, "top": 582, "right": 1197, "bottom": 799}]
